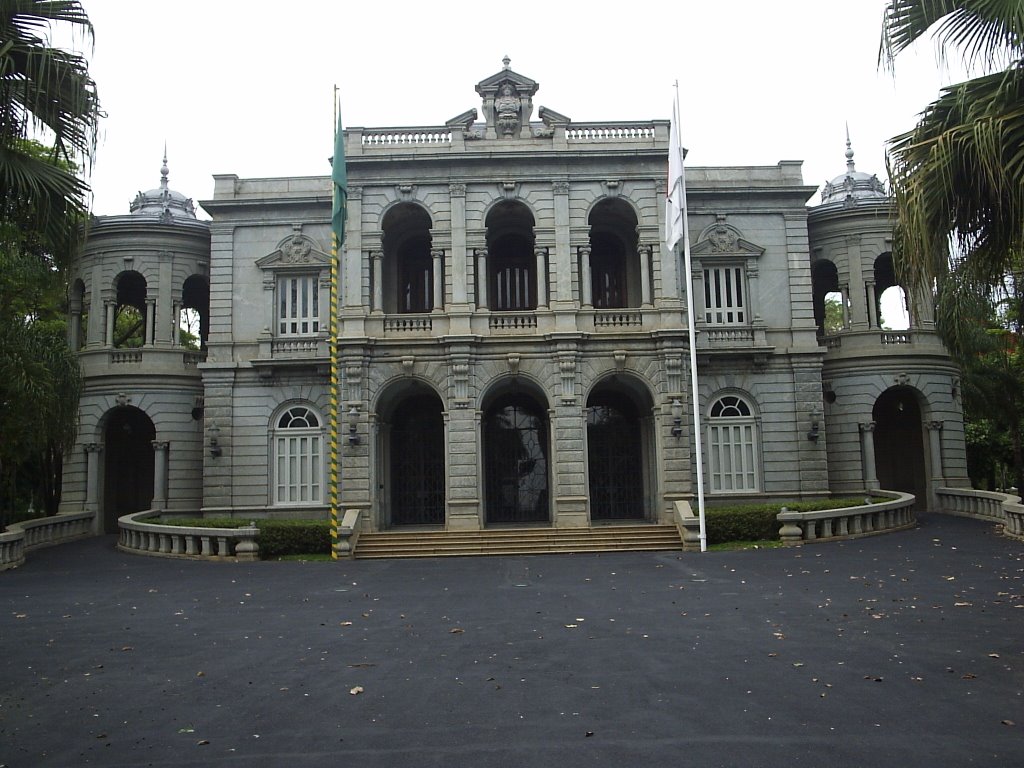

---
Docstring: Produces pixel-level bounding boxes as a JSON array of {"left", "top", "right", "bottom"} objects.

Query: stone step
[{"left": 353, "top": 524, "right": 682, "bottom": 559}]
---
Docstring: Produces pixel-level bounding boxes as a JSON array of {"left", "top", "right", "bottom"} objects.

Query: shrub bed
[{"left": 255, "top": 520, "right": 331, "bottom": 558}]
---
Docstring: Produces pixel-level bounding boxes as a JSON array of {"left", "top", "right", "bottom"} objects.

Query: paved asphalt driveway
[{"left": 1, "top": 513, "right": 1022, "bottom": 767}]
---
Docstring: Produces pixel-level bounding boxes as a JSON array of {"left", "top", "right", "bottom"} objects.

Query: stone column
[
  {"left": 840, "top": 284, "right": 851, "bottom": 328},
  {"left": 746, "top": 262, "right": 761, "bottom": 324},
  {"left": 552, "top": 181, "right": 572, "bottom": 305},
  {"left": 431, "top": 249, "right": 444, "bottom": 311},
  {"left": 145, "top": 299, "right": 157, "bottom": 346},
  {"left": 84, "top": 443, "right": 103, "bottom": 514},
  {"left": 580, "top": 246, "right": 593, "bottom": 307},
  {"left": 449, "top": 184, "right": 468, "bottom": 305},
  {"left": 370, "top": 251, "right": 384, "bottom": 314},
  {"left": 860, "top": 422, "right": 879, "bottom": 489},
  {"left": 476, "top": 249, "right": 489, "bottom": 310},
  {"left": 69, "top": 310, "right": 82, "bottom": 351},
  {"left": 846, "top": 235, "right": 868, "bottom": 329},
  {"left": 535, "top": 247, "right": 548, "bottom": 309},
  {"left": 865, "top": 280, "right": 878, "bottom": 328},
  {"left": 152, "top": 441, "right": 169, "bottom": 508},
  {"left": 171, "top": 301, "right": 181, "bottom": 346},
  {"left": 639, "top": 245, "right": 652, "bottom": 307},
  {"left": 927, "top": 420, "right": 945, "bottom": 484},
  {"left": 103, "top": 301, "right": 115, "bottom": 348}
]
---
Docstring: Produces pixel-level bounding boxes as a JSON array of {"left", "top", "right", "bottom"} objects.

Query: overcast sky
[{"left": 76, "top": 0, "right": 965, "bottom": 217}]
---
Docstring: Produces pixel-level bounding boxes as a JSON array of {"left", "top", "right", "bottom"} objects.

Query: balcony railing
[
  {"left": 594, "top": 310, "right": 643, "bottom": 328},
  {"left": 384, "top": 315, "right": 433, "bottom": 333},
  {"left": 489, "top": 313, "right": 538, "bottom": 332}
]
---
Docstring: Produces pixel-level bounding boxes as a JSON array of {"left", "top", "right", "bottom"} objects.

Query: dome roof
[
  {"left": 820, "top": 134, "right": 887, "bottom": 206},
  {"left": 129, "top": 151, "right": 197, "bottom": 220}
]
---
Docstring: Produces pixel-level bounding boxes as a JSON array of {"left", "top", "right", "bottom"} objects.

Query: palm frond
[
  {"left": 881, "top": 0, "right": 1024, "bottom": 70},
  {"left": 887, "top": 65, "right": 1024, "bottom": 290}
]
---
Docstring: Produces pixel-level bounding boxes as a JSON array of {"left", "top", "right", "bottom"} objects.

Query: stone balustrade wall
[
  {"left": 118, "top": 510, "right": 260, "bottom": 561},
  {"left": 936, "top": 487, "right": 1024, "bottom": 541},
  {"left": 777, "top": 491, "right": 916, "bottom": 545},
  {"left": 0, "top": 512, "right": 95, "bottom": 572}
]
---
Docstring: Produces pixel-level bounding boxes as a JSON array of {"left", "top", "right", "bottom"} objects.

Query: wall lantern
[
  {"left": 348, "top": 406, "right": 361, "bottom": 446},
  {"left": 807, "top": 409, "right": 822, "bottom": 442},
  {"left": 208, "top": 420, "right": 223, "bottom": 458},
  {"left": 671, "top": 398, "right": 684, "bottom": 438}
]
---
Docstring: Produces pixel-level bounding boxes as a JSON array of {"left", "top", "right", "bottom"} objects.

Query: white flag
[{"left": 665, "top": 100, "right": 685, "bottom": 251}]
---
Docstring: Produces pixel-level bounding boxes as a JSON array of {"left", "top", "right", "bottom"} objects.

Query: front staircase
[{"left": 353, "top": 524, "right": 683, "bottom": 559}]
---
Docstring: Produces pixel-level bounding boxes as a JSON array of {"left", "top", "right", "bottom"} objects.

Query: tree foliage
[
  {"left": 1, "top": 0, "right": 100, "bottom": 263},
  {"left": 881, "top": 1, "right": 1024, "bottom": 292},
  {"left": 0, "top": 1, "right": 99, "bottom": 526}
]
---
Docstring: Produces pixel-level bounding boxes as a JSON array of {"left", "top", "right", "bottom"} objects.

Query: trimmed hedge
[{"left": 255, "top": 520, "right": 331, "bottom": 558}]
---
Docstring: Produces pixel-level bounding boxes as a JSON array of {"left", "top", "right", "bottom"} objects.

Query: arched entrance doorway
[
  {"left": 873, "top": 387, "right": 927, "bottom": 507},
  {"left": 388, "top": 393, "right": 446, "bottom": 526},
  {"left": 103, "top": 407, "right": 155, "bottom": 533},
  {"left": 586, "top": 384, "right": 652, "bottom": 520},
  {"left": 482, "top": 389, "right": 550, "bottom": 525}
]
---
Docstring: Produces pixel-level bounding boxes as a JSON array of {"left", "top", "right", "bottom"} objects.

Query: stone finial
[
  {"left": 844, "top": 123, "right": 856, "bottom": 174},
  {"left": 502, "top": 55, "right": 511, "bottom": 70}
]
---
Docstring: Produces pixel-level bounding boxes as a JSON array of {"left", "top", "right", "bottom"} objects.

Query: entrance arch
[
  {"left": 482, "top": 385, "right": 550, "bottom": 525},
  {"left": 388, "top": 392, "right": 445, "bottom": 526},
  {"left": 873, "top": 386, "right": 927, "bottom": 507},
  {"left": 102, "top": 407, "right": 155, "bottom": 533},
  {"left": 586, "top": 379, "right": 653, "bottom": 520}
]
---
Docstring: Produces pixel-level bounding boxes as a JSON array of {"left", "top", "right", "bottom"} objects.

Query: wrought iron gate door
[
  {"left": 587, "top": 399, "right": 644, "bottom": 520},
  {"left": 484, "top": 397, "right": 549, "bottom": 524},
  {"left": 390, "top": 398, "right": 445, "bottom": 526}
]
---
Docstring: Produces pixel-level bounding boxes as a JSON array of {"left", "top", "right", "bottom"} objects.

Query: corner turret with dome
[
  {"left": 819, "top": 131, "right": 887, "bottom": 207},
  {"left": 129, "top": 151, "right": 198, "bottom": 220}
]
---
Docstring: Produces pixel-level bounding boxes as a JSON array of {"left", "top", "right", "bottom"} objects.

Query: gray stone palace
[{"left": 60, "top": 61, "right": 969, "bottom": 544}]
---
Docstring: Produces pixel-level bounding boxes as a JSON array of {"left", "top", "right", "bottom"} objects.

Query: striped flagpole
[{"left": 329, "top": 86, "right": 344, "bottom": 559}]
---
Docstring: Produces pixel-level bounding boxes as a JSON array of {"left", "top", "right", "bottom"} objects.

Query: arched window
[
  {"left": 382, "top": 203, "right": 434, "bottom": 314},
  {"left": 707, "top": 395, "right": 759, "bottom": 492},
  {"left": 113, "top": 271, "right": 147, "bottom": 348},
  {"left": 273, "top": 405, "right": 323, "bottom": 505},
  {"left": 486, "top": 202, "right": 536, "bottom": 311},
  {"left": 587, "top": 199, "right": 639, "bottom": 308}
]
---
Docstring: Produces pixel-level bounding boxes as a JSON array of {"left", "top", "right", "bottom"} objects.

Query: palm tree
[
  {"left": 880, "top": 1, "right": 1024, "bottom": 292},
  {"left": 0, "top": 0, "right": 99, "bottom": 258}
]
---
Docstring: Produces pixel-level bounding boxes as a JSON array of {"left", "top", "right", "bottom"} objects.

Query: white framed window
[
  {"left": 703, "top": 266, "right": 745, "bottom": 325},
  {"left": 277, "top": 275, "right": 320, "bottom": 336},
  {"left": 707, "top": 394, "right": 759, "bottom": 492},
  {"left": 273, "top": 405, "right": 323, "bottom": 504}
]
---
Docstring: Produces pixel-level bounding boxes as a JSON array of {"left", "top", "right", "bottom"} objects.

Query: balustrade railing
[
  {"left": 704, "top": 327, "right": 755, "bottom": 344},
  {"left": 489, "top": 313, "right": 538, "bottom": 331},
  {"left": 777, "top": 491, "right": 916, "bottom": 545},
  {"left": 384, "top": 316, "right": 433, "bottom": 333},
  {"left": 361, "top": 128, "right": 452, "bottom": 147},
  {"left": 118, "top": 510, "right": 259, "bottom": 561},
  {"left": 936, "top": 487, "right": 1024, "bottom": 540},
  {"left": 110, "top": 349, "right": 143, "bottom": 364},
  {"left": 881, "top": 331, "right": 912, "bottom": 344},
  {"left": 566, "top": 123, "right": 657, "bottom": 141},
  {"left": 271, "top": 337, "right": 322, "bottom": 356},
  {"left": 594, "top": 311, "right": 643, "bottom": 328},
  {"left": 1, "top": 511, "right": 94, "bottom": 572}
]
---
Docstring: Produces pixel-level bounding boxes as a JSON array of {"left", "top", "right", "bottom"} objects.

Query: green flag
[{"left": 331, "top": 112, "right": 347, "bottom": 247}]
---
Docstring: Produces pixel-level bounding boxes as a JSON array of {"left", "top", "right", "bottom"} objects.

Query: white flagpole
[{"left": 670, "top": 83, "right": 707, "bottom": 552}]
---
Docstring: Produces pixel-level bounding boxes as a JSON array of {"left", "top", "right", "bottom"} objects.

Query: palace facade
[{"left": 61, "top": 62, "right": 969, "bottom": 543}]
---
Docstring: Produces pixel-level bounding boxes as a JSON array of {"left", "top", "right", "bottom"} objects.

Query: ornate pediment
[
  {"left": 691, "top": 215, "right": 765, "bottom": 259},
  {"left": 256, "top": 231, "right": 332, "bottom": 270},
  {"left": 475, "top": 57, "right": 541, "bottom": 138}
]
